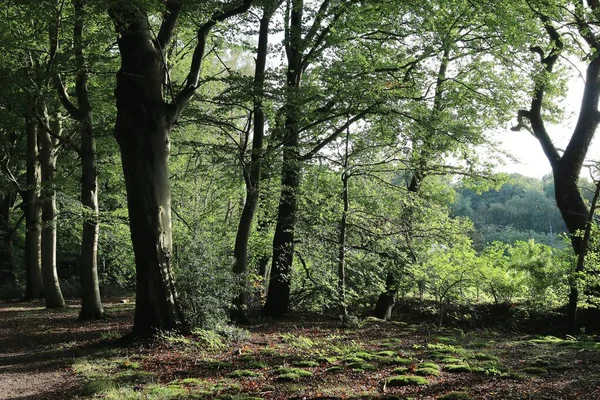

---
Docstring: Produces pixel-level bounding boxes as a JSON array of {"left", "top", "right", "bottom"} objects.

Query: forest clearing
[
  {"left": 2, "top": 299, "right": 600, "bottom": 400},
  {"left": 4, "top": 0, "right": 600, "bottom": 398}
]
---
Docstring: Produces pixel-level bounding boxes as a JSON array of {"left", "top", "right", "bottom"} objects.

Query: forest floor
[{"left": 1, "top": 300, "right": 600, "bottom": 399}]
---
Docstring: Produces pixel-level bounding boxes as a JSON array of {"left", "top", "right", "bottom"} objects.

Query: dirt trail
[{"left": 0, "top": 300, "right": 132, "bottom": 399}]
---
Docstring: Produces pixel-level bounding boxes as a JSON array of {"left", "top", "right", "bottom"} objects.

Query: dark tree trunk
[
  {"left": 78, "top": 112, "right": 104, "bottom": 319},
  {"left": 109, "top": 0, "right": 251, "bottom": 337},
  {"left": 111, "top": 9, "right": 182, "bottom": 336},
  {"left": 22, "top": 118, "right": 43, "bottom": 300},
  {"left": 39, "top": 116, "right": 65, "bottom": 309},
  {"left": 231, "top": 6, "right": 274, "bottom": 324},
  {"left": 513, "top": 21, "right": 600, "bottom": 332},
  {"left": 337, "top": 128, "right": 350, "bottom": 320},
  {"left": 373, "top": 272, "right": 397, "bottom": 320},
  {"left": 263, "top": 0, "right": 304, "bottom": 318},
  {"left": 71, "top": 0, "right": 105, "bottom": 320},
  {"left": 0, "top": 192, "right": 16, "bottom": 284}
]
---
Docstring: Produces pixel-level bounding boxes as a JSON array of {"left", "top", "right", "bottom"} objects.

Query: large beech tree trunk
[
  {"left": 111, "top": 5, "right": 182, "bottom": 337},
  {"left": 110, "top": 0, "right": 251, "bottom": 337},
  {"left": 232, "top": 6, "right": 274, "bottom": 324},
  {"left": 23, "top": 118, "right": 43, "bottom": 300},
  {"left": 39, "top": 116, "right": 65, "bottom": 309}
]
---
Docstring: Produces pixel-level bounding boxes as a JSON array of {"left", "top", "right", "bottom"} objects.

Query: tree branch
[
  {"left": 173, "top": 0, "right": 253, "bottom": 119},
  {"left": 157, "top": 0, "right": 183, "bottom": 49}
]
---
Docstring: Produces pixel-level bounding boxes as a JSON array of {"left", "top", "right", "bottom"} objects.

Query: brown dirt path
[{"left": 0, "top": 300, "right": 132, "bottom": 399}]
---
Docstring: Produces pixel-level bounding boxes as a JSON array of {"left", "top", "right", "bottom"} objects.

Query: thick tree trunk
[
  {"left": 262, "top": 136, "right": 301, "bottom": 317},
  {"left": 23, "top": 118, "right": 43, "bottom": 300},
  {"left": 111, "top": 6, "right": 182, "bottom": 336},
  {"left": 116, "top": 110, "right": 182, "bottom": 335},
  {"left": 232, "top": 7, "right": 273, "bottom": 324},
  {"left": 39, "top": 117, "right": 65, "bottom": 309},
  {"left": 373, "top": 272, "right": 397, "bottom": 320},
  {"left": 110, "top": 0, "right": 252, "bottom": 336},
  {"left": 263, "top": 0, "right": 303, "bottom": 318}
]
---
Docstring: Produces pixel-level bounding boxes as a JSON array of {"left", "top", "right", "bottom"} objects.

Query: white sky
[{"left": 496, "top": 69, "right": 600, "bottom": 179}]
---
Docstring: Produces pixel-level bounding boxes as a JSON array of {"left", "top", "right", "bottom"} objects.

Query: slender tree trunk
[
  {"left": 39, "top": 116, "right": 65, "bottom": 308},
  {"left": 338, "top": 170, "right": 349, "bottom": 320},
  {"left": 71, "top": 0, "right": 104, "bottom": 320},
  {"left": 23, "top": 118, "right": 43, "bottom": 300},
  {"left": 78, "top": 114, "right": 103, "bottom": 319},
  {"left": 232, "top": 7, "right": 273, "bottom": 324},
  {"left": 263, "top": 0, "right": 303, "bottom": 318},
  {"left": 0, "top": 192, "right": 16, "bottom": 284}
]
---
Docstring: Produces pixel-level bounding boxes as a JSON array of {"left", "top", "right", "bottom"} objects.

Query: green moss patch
[
  {"left": 293, "top": 360, "right": 320, "bottom": 367},
  {"left": 317, "top": 356, "right": 338, "bottom": 364},
  {"left": 347, "top": 351, "right": 378, "bottom": 360},
  {"left": 347, "top": 361, "right": 377, "bottom": 371},
  {"left": 392, "top": 367, "right": 409, "bottom": 374},
  {"left": 386, "top": 375, "right": 429, "bottom": 387},
  {"left": 445, "top": 364, "right": 471, "bottom": 373},
  {"left": 274, "top": 367, "right": 313, "bottom": 381},
  {"left": 379, "top": 357, "right": 413, "bottom": 365},
  {"left": 419, "top": 362, "right": 441, "bottom": 370},
  {"left": 325, "top": 366, "right": 345, "bottom": 373},
  {"left": 440, "top": 357, "right": 464, "bottom": 364},
  {"left": 376, "top": 350, "right": 397, "bottom": 357}
]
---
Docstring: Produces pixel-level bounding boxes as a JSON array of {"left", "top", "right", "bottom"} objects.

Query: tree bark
[
  {"left": 70, "top": 0, "right": 105, "bottom": 320},
  {"left": 513, "top": 18, "right": 600, "bottom": 329},
  {"left": 337, "top": 169, "right": 349, "bottom": 320},
  {"left": 39, "top": 116, "right": 65, "bottom": 309},
  {"left": 110, "top": 4, "right": 182, "bottom": 337},
  {"left": 22, "top": 118, "right": 44, "bottom": 300},
  {"left": 231, "top": 5, "right": 275, "bottom": 324},
  {"left": 263, "top": 0, "right": 304, "bottom": 318},
  {"left": 109, "top": 0, "right": 252, "bottom": 336}
]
